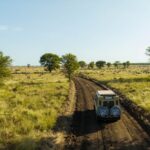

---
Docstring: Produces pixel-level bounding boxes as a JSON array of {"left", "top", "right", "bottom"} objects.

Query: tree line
[
  {"left": 40, "top": 53, "right": 131, "bottom": 70},
  {"left": 0, "top": 52, "right": 136, "bottom": 81},
  {"left": 79, "top": 60, "right": 130, "bottom": 69},
  {"left": 0, "top": 46, "right": 150, "bottom": 81},
  {"left": 39, "top": 53, "right": 131, "bottom": 81}
]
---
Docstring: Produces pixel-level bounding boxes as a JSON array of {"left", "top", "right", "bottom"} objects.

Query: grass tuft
[{"left": 0, "top": 69, "right": 69, "bottom": 149}]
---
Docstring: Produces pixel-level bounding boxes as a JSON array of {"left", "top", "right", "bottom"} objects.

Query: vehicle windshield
[
  {"left": 103, "top": 101, "right": 114, "bottom": 108},
  {"left": 104, "top": 96, "right": 113, "bottom": 100}
]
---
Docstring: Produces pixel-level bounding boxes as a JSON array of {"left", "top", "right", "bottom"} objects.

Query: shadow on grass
[
  {"left": 6, "top": 136, "right": 57, "bottom": 150},
  {"left": 5, "top": 134, "right": 149, "bottom": 150},
  {"left": 3, "top": 109, "right": 150, "bottom": 150}
]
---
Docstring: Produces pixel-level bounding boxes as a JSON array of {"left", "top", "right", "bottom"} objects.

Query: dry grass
[
  {"left": 80, "top": 66, "right": 150, "bottom": 112},
  {"left": 0, "top": 67, "right": 69, "bottom": 150}
]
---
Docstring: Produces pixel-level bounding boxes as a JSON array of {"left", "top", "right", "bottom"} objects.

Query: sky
[{"left": 0, "top": 0, "right": 150, "bottom": 66}]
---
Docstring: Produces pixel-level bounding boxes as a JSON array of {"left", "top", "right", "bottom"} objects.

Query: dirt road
[{"left": 66, "top": 77, "right": 150, "bottom": 150}]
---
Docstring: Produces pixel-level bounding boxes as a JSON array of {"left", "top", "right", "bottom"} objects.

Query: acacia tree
[
  {"left": 79, "top": 61, "right": 86, "bottom": 68},
  {"left": 96, "top": 61, "right": 106, "bottom": 69},
  {"left": 88, "top": 61, "right": 95, "bottom": 69},
  {"left": 146, "top": 47, "right": 150, "bottom": 56},
  {"left": 40, "top": 53, "right": 60, "bottom": 72},
  {"left": 126, "top": 61, "right": 130, "bottom": 68},
  {"left": 61, "top": 53, "right": 79, "bottom": 80},
  {"left": 122, "top": 62, "right": 126, "bottom": 68},
  {"left": 0, "top": 51, "right": 12, "bottom": 80},
  {"left": 122, "top": 61, "right": 130, "bottom": 68},
  {"left": 106, "top": 62, "right": 111, "bottom": 68},
  {"left": 114, "top": 61, "right": 120, "bottom": 69}
]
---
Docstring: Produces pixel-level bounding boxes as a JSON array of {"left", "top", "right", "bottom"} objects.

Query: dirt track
[{"left": 66, "top": 77, "right": 150, "bottom": 150}]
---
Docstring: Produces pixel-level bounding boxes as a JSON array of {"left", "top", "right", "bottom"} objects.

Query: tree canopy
[
  {"left": 114, "top": 61, "right": 120, "bottom": 68},
  {"left": 146, "top": 46, "right": 150, "bottom": 56},
  {"left": 88, "top": 61, "right": 95, "bottom": 69},
  {"left": 40, "top": 53, "right": 60, "bottom": 72},
  {"left": 79, "top": 61, "right": 86, "bottom": 68},
  {"left": 96, "top": 61, "right": 106, "bottom": 69},
  {"left": 0, "top": 52, "right": 12, "bottom": 79},
  {"left": 61, "top": 53, "right": 79, "bottom": 80},
  {"left": 106, "top": 62, "right": 111, "bottom": 68},
  {"left": 123, "top": 61, "right": 130, "bottom": 68}
]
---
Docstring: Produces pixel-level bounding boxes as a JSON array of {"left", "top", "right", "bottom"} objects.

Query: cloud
[{"left": 0, "top": 25, "right": 8, "bottom": 31}]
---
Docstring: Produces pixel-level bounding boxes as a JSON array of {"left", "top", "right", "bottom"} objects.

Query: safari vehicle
[{"left": 94, "top": 90, "right": 121, "bottom": 120}]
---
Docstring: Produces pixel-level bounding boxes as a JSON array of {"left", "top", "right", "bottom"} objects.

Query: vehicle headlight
[{"left": 110, "top": 106, "right": 121, "bottom": 117}]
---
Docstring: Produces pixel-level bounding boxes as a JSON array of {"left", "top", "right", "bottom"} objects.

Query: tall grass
[
  {"left": 0, "top": 69, "right": 69, "bottom": 149},
  {"left": 81, "top": 66, "right": 150, "bottom": 112}
]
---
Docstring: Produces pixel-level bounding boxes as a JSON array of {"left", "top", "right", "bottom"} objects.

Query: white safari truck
[{"left": 94, "top": 90, "right": 121, "bottom": 120}]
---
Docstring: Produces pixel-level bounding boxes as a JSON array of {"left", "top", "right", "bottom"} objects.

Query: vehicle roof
[{"left": 96, "top": 90, "right": 116, "bottom": 96}]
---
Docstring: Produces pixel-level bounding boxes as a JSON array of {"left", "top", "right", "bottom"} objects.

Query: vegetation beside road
[
  {"left": 1, "top": 50, "right": 150, "bottom": 149},
  {"left": 0, "top": 52, "right": 12, "bottom": 80},
  {"left": 0, "top": 68, "right": 69, "bottom": 150},
  {"left": 80, "top": 66, "right": 150, "bottom": 112}
]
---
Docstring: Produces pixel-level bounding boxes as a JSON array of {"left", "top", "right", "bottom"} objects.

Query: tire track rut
[{"left": 67, "top": 77, "right": 150, "bottom": 150}]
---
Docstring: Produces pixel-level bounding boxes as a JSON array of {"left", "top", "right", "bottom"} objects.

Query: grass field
[
  {"left": 80, "top": 66, "right": 150, "bottom": 112},
  {"left": 0, "top": 67, "right": 69, "bottom": 150},
  {"left": 1, "top": 65, "right": 150, "bottom": 149}
]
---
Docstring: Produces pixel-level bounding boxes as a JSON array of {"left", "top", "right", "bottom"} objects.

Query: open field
[
  {"left": 11, "top": 66, "right": 47, "bottom": 74},
  {"left": 1, "top": 66, "right": 150, "bottom": 150},
  {"left": 80, "top": 66, "right": 150, "bottom": 112},
  {"left": 0, "top": 68, "right": 69, "bottom": 150}
]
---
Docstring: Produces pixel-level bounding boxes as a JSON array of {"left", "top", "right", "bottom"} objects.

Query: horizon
[
  {"left": 11, "top": 62, "right": 150, "bottom": 67},
  {"left": 0, "top": 0, "right": 150, "bottom": 65}
]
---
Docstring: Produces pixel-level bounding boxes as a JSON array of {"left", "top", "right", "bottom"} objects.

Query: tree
[
  {"left": 126, "top": 61, "right": 130, "bottom": 68},
  {"left": 114, "top": 61, "right": 120, "bottom": 69},
  {"left": 88, "top": 61, "right": 95, "bottom": 69},
  {"left": 79, "top": 61, "right": 86, "bottom": 68},
  {"left": 146, "top": 46, "right": 150, "bottom": 56},
  {"left": 61, "top": 53, "right": 79, "bottom": 80},
  {"left": 40, "top": 53, "right": 60, "bottom": 72},
  {"left": 27, "top": 64, "right": 30, "bottom": 68},
  {"left": 106, "top": 62, "right": 111, "bottom": 68},
  {"left": 96, "top": 61, "right": 106, "bottom": 69},
  {"left": 122, "top": 62, "right": 126, "bottom": 68},
  {"left": 0, "top": 51, "right": 12, "bottom": 80},
  {"left": 122, "top": 61, "right": 130, "bottom": 68}
]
